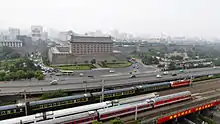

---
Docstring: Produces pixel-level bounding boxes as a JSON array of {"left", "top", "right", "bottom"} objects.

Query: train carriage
[
  {"left": 29, "top": 94, "right": 91, "bottom": 114},
  {"left": 151, "top": 91, "right": 192, "bottom": 108},
  {"left": 0, "top": 104, "right": 25, "bottom": 120},
  {"left": 98, "top": 102, "right": 153, "bottom": 121},
  {"left": 170, "top": 80, "right": 191, "bottom": 87},
  {"left": 136, "top": 82, "right": 171, "bottom": 93},
  {"left": 91, "top": 87, "right": 136, "bottom": 101}
]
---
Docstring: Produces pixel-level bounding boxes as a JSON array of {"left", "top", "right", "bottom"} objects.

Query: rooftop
[
  {"left": 0, "top": 40, "right": 22, "bottom": 43},
  {"left": 70, "top": 35, "right": 113, "bottom": 43}
]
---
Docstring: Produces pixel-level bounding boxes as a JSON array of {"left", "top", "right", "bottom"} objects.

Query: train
[
  {"left": 0, "top": 91, "right": 192, "bottom": 124},
  {"left": 0, "top": 79, "right": 191, "bottom": 120}
]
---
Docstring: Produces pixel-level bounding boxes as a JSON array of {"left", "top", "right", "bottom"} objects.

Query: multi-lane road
[{"left": 0, "top": 67, "right": 219, "bottom": 95}]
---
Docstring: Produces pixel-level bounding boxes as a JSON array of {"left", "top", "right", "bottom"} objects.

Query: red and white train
[{"left": 0, "top": 91, "right": 192, "bottom": 124}]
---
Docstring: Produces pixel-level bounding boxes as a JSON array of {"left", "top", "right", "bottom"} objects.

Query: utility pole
[
  {"left": 100, "top": 79, "right": 104, "bottom": 102},
  {"left": 190, "top": 75, "right": 193, "bottom": 87},
  {"left": 135, "top": 105, "right": 138, "bottom": 120},
  {"left": 83, "top": 81, "right": 87, "bottom": 93},
  {"left": 24, "top": 90, "right": 28, "bottom": 116}
]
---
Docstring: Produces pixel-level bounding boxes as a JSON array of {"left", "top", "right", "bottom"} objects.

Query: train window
[
  {"left": 40, "top": 105, "right": 44, "bottom": 109},
  {"left": 116, "top": 93, "right": 121, "bottom": 96},
  {"left": 7, "top": 110, "right": 11, "bottom": 114},
  {"left": 20, "top": 108, "right": 23, "bottom": 112},
  {"left": 69, "top": 100, "right": 73, "bottom": 104},
  {"left": 48, "top": 103, "right": 53, "bottom": 107},
  {"left": 1, "top": 111, "right": 6, "bottom": 115},
  {"left": 44, "top": 104, "right": 48, "bottom": 108},
  {"left": 53, "top": 103, "right": 57, "bottom": 107}
]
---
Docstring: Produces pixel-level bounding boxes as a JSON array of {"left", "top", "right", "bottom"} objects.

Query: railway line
[
  {"left": 120, "top": 91, "right": 220, "bottom": 124},
  {"left": 159, "top": 78, "right": 220, "bottom": 96},
  {"left": 1, "top": 79, "right": 220, "bottom": 124}
]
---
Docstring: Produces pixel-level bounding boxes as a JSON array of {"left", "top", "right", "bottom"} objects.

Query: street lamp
[
  {"left": 100, "top": 79, "right": 105, "bottom": 102},
  {"left": 83, "top": 81, "right": 87, "bottom": 93}
]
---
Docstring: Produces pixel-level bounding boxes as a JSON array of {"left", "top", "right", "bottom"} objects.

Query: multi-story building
[
  {"left": 31, "top": 25, "right": 43, "bottom": 41},
  {"left": 59, "top": 32, "right": 69, "bottom": 41},
  {"left": 17, "top": 35, "right": 32, "bottom": 46},
  {"left": 48, "top": 35, "right": 114, "bottom": 65},
  {"left": 9, "top": 28, "right": 20, "bottom": 40},
  {"left": 70, "top": 36, "right": 113, "bottom": 55},
  {"left": 0, "top": 40, "right": 23, "bottom": 47}
]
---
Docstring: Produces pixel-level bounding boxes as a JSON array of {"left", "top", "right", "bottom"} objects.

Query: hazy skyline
[{"left": 0, "top": 0, "right": 220, "bottom": 38}]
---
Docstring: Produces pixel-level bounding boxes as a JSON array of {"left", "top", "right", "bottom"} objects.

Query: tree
[
  {"left": 92, "top": 120, "right": 103, "bottom": 124},
  {"left": 104, "top": 60, "right": 107, "bottom": 63},
  {"left": 74, "top": 61, "right": 78, "bottom": 65},
  {"left": 26, "top": 71, "right": 35, "bottom": 80},
  {"left": 37, "top": 74, "right": 44, "bottom": 80},
  {"left": 16, "top": 70, "right": 26, "bottom": 79},
  {"left": 168, "top": 61, "right": 176, "bottom": 70},
  {"left": 110, "top": 118, "right": 123, "bottom": 124},
  {"left": 4, "top": 74, "right": 11, "bottom": 81},
  {"left": 84, "top": 60, "right": 89, "bottom": 64},
  {"left": 40, "top": 90, "right": 68, "bottom": 100},
  {"left": 91, "top": 59, "right": 96, "bottom": 64}
]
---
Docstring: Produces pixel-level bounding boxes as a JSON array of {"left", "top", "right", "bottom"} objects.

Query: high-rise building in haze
[
  {"left": 59, "top": 31, "right": 69, "bottom": 41},
  {"left": 9, "top": 28, "right": 20, "bottom": 40},
  {"left": 31, "top": 25, "right": 43, "bottom": 41}
]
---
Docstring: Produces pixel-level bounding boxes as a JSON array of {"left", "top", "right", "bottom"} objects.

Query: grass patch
[
  {"left": 100, "top": 61, "right": 132, "bottom": 68},
  {"left": 51, "top": 64, "right": 96, "bottom": 70}
]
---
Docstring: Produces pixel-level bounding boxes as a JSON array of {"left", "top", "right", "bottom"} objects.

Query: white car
[
  {"left": 109, "top": 69, "right": 115, "bottom": 73},
  {"left": 50, "top": 80, "right": 58, "bottom": 85},
  {"left": 79, "top": 73, "right": 84, "bottom": 77},
  {"left": 163, "top": 71, "right": 168, "bottom": 75},
  {"left": 156, "top": 74, "right": 162, "bottom": 78}
]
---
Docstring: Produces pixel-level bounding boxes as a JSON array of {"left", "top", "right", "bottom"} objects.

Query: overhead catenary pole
[
  {"left": 24, "top": 90, "right": 28, "bottom": 116},
  {"left": 135, "top": 105, "right": 138, "bottom": 120},
  {"left": 100, "top": 79, "right": 104, "bottom": 102}
]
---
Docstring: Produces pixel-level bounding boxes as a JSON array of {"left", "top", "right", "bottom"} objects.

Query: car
[
  {"left": 179, "top": 69, "right": 184, "bottom": 72},
  {"left": 50, "top": 80, "right": 58, "bottom": 85},
  {"left": 109, "top": 69, "right": 115, "bottom": 73},
  {"left": 172, "top": 73, "right": 177, "bottom": 76},
  {"left": 156, "top": 74, "right": 162, "bottom": 78},
  {"left": 163, "top": 71, "right": 168, "bottom": 75},
  {"left": 213, "top": 66, "right": 216, "bottom": 69},
  {"left": 88, "top": 75, "right": 94, "bottom": 78},
  {"left": 79, "top": 73, "right": 84, "bottom": 77},
  {"left": 130, "top": 75, "right": 136, "bottom": 78}
]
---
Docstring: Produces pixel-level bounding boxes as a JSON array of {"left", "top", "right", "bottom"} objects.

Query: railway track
[
  {"left": 159, "top": 78, "right": 220, "bottom": 96},
  {"left": 120, "top": 91, "right": 220, "bottom": 124}
]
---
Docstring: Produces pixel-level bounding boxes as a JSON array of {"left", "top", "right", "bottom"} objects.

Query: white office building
[
  {"left": 9, "top": 28, "right": 20, "bottom": 40},
  {"left": 31, "top": 25, "right": 43, "bottom": 41}
]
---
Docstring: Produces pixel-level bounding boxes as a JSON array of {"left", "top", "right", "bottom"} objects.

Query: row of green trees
[
  {"left": 0, "top": 58, "right": 44, "bottom": 81},
  {"left": 40, "top": 90, "right": 68, "bottom": 100},
  {"left": 142, "top": 55, "right": 159, "bottom": 65},
  {"left": 0, "top": 70, "right": 44, "bottom": 81}
]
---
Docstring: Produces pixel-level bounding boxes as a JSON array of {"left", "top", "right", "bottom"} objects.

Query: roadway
[
  {"left": 0, "top": 68, "right": 220, "bottom": 95},
  {"left": 0, "top": 67, "right": 218, "bottom": 87}
]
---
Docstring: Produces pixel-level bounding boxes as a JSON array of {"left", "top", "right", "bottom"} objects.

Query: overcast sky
[{"left": 0, "top": 0, "right": 219, "bottom": 38}]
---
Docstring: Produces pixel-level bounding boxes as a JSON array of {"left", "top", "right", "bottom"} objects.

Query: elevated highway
[{"left": 0, "top": 68, "right": 220, "bottom": 96}]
